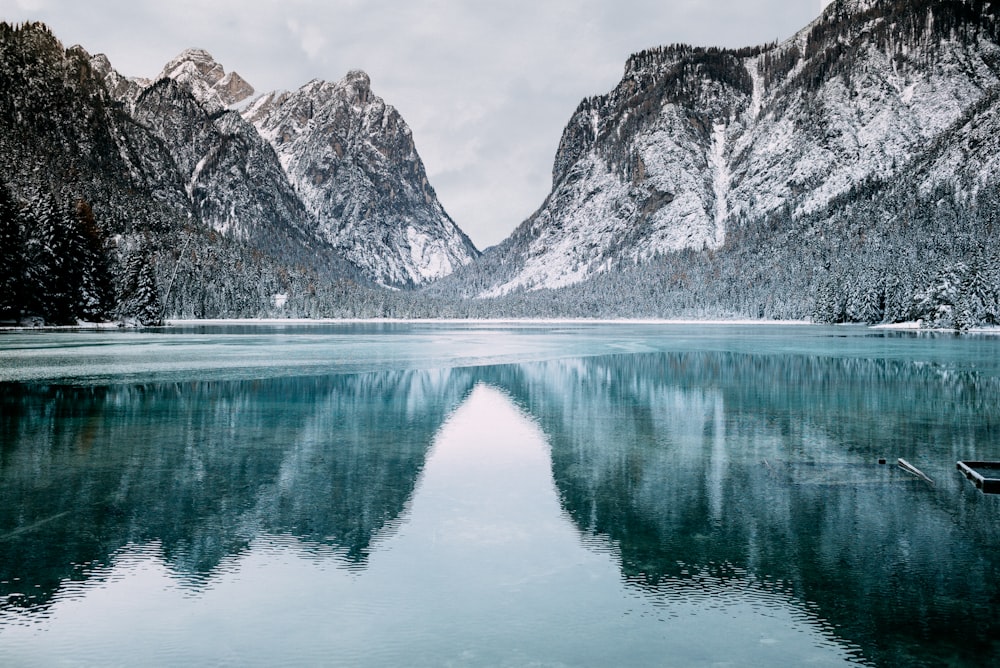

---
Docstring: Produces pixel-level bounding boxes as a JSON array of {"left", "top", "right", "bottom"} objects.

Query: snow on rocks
[
  {"left": 481, "top": 0, "right": 1000, "bottom": 295},
  {"left": 244, "top": 71, "right": 478, "bottom": 286}
]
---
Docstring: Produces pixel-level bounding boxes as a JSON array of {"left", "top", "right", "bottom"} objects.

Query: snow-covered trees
[
  {"left": 115, "top": 240, "right": 162, "bottom": 326},
  {"left": 0, "top": 182, "right": 114, "bottom": 325},
  {"left": 913, "top": 252, "right": 1000, "bottom": 331},
  {"left": 0, "top": 180, "right": 24, "bottom": 321}
]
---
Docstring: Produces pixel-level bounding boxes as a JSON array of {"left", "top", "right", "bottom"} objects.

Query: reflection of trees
[
  {"left": 0, "top": 370, "right": 475, "bottom": 613},
  {"left": 494, "top": 353, "right": 1000, "bottom": 667}
]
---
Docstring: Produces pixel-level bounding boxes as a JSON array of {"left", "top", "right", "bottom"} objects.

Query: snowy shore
[{"left": 4, "top": 318, "right": 1000, "bottom": 333}]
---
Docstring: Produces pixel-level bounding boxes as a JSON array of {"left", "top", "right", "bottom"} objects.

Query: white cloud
[
  {"left": 286, "top": 18, "right": 328, "bottom": 62},
  {"left": 14, "top": 0, "right": 47, "bottom": 11}
]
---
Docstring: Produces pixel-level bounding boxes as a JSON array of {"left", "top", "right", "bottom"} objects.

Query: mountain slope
[
  {"left": 0, "top": 23, "right": 482, "bottom": 323},
  {"left": 475, "top": 0, "right": 1000, "bottom": 299},
  {"left": 0, "top": 23, "right": 372, "bottom": 323},
  {"left": 244, "top": 72, "right": 479, "bottom": 286}
]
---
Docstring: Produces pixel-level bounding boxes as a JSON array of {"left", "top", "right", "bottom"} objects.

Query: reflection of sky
[{"left": 0, "top": 385, "right": 856, "bottom": 666}]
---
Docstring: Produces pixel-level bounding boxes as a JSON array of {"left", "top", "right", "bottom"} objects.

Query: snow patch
[
  {"left": 900, "top": 83, "right": 917, "bottom": 104},
  {"left": 407, "top": 226, "right": 452, "bottom": 282},
  {"left": 709, "top": 122, "right": 730, "bottom": 248},
  {"left": 187, "top": 155, "right": 209, "bottom": 199},
  {"left": 747, "top": 57, "right": 764, "bottom": 119}
]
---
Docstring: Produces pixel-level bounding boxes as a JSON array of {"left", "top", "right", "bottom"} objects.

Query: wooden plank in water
[
  {"left": 897, "top": 458, "right": 934, "bottom": 486},
  {"left": 956, "top": 461, "right": 1000, "bottom": 494}
]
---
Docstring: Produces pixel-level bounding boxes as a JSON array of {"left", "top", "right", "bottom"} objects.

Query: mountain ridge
[
  {"left": 0, "top": 22, "right": 479, "bottom": 324},
  {"left": 458, "top": 0, "right": 1000, "bottom": 320}
]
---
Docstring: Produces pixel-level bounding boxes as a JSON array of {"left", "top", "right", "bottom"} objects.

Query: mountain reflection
[
  {"left": 500, "top": 353, "right": 1000, "bottom": 666},
  {"left": 3, "top": 350, "right": 1000, "bottom": 665},
  {"left": 0, "top": 370, "right": 474, "bottom": 610}
]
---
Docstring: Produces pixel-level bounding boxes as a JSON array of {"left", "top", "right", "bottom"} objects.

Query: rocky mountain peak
[
  {"left": 341, "top": 69, "right": 371, "bottom": 96},
  {"left": 88, "top": 52, "right": 113, "bottom": 78},
  {"left": 245, "top": 70, "right": 478, "bottom": 286},
  {"left": 160, "top": 48, "right": 223, "bottom": 84},
  {"left": 157, "top": 48, "right": 254, "bottom": 109}
]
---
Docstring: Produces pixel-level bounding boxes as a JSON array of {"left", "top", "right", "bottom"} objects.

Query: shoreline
[
  {"left": 166, "top": 317, "right": 817, "bottom": 327},
  {"left": 1, "top": 317, "right": 998, "bottom": 334},
  {"left": 1, "top": 317, "right": 816, "bottom": 331}
]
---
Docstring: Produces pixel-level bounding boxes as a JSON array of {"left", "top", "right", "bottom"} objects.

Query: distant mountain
[
  {"left": 152, "top": 47, "right": 477, "bottom": 287},
  {"left": 244, "top": 72, "right": 478, "bottom": 286},
  {"left": 449, "top": 0, "right": 1000, "bottom": 327}
]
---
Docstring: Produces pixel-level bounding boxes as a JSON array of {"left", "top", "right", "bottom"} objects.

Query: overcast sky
[{"left": 7, "top": 1, "right": 832, "bottom": 248}]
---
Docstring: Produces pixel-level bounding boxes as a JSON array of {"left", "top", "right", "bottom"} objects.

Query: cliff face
[
  {"left": 480, "top": 0, "right": 1000, "bottom": 296},
  {"left": 245, "top": 72, "right": 479, "bottom": 286}
]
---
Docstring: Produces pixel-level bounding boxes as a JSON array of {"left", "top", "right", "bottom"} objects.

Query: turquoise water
[{"left": 1, "top": 323, "right": 998, "bottom": 666}]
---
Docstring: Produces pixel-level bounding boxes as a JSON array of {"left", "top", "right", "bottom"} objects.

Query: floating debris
[
  {"left": 897, "top": 458, "right": 934, "bottom": 486},
  {"left": 956, "top": 461, "right": 1000, "bottom": 494}
]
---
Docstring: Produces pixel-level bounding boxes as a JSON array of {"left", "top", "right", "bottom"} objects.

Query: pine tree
[
  {"left": 913, "top": 263, "right": 966, "bottom": 329},
  {"left": 846, "top": 276, "right": 884, "bottom": 324},
  {"left": 73, "top": 200, "right": 112, "bottom": 322},
  {"left": 116, "top": 241, "right": 162, "bottom": 326},
  {"left": 22, "top": 188, "right": 78, "bottom": 324},
  {"left": 0, "top": 181, "right": 24, "bottom": 320},
  {"left": 955, "top": 251, "right": 999, "bottom": 330},
  {"left": 813, "top": 274, "right": 847, "bottom": 323}
]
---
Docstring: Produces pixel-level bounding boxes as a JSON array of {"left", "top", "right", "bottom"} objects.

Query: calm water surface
[{"left": 1, "top": 323, "right": 999, "bottom": 666}]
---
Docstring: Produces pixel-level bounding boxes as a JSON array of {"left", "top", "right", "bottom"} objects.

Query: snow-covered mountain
[
  {"left": 244, "top": 72, "right": 479, "bottom": 286},
  {"left": 94, "top": 45, "right": 476, "bottom": 288},
  {"left": 148, "top": 47, "right": 477, "bottom": 286},
  {"left": 479, "top": 0, "right": 1000, "bottom": 296},
  {"left": 125, "top": 70, "right": 324, "bottom": 254},
  {"left": 157, "top": 48, "right": 254, "bottom": 111}
]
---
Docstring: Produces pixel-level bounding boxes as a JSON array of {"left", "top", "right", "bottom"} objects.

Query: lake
[{"left": 1, "top": 322, "right": 999, "bottom": 666}]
